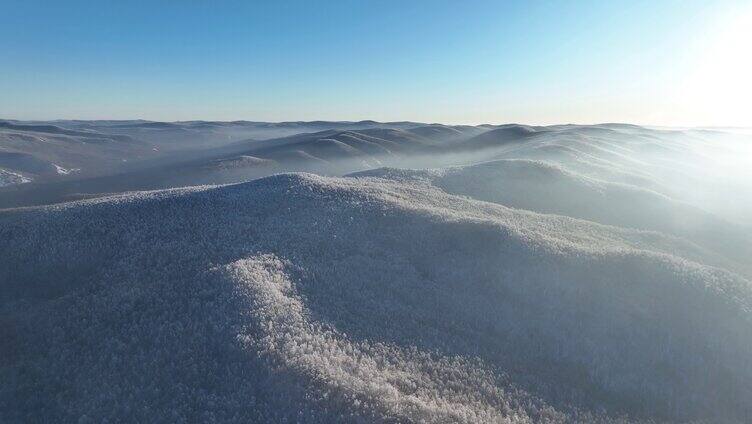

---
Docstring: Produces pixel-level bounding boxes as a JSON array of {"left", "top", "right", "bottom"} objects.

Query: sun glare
[{"left": 681, "top": 6, "right": 752, "bottom": 126}]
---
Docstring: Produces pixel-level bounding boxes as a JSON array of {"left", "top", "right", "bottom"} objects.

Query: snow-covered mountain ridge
[{"left": 2, "top": 166, "right": 751, "bottom": 422}]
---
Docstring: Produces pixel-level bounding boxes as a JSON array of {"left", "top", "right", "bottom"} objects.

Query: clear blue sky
[{"left": 1, "top": 0, "right": 750, "bottom": 125}]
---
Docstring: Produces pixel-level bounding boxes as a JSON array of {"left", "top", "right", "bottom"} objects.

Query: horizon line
[{"left": 2, "top": 117, "right": 750, "bottom": 130}]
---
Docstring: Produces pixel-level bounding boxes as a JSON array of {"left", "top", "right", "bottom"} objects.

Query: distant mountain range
[{"left": 2, "top": 119, "right": 752, "bottom": 422}]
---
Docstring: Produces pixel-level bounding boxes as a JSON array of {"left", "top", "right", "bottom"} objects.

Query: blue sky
[{"left": 1, "top": 0, "right": 750, "bottom": 125}]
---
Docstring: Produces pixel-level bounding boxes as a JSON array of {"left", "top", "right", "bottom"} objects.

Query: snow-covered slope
[
  {"left": 0, "top": 121, "right": 155, "bottom": 184},
  {"left": 0, "top": 119, "right": 444, "bottom": 190},
  {"left": 356, "top": 159, "right": 752, "bottom": 277},
  {"left": 2, "top": 171, "right": 751, "bottom": 423}
]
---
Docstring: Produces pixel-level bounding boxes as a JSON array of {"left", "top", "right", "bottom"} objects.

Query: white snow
[
  {"left": 52, "top": 163, "right": 79, "bottom": 175},
  {"left": 2, "top": 167, "right": 751, "bottom": 422},
  {"left": 0, "top": 168, "right": 32, "bottom": 186}
]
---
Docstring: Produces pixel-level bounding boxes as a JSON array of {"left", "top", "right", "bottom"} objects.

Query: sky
[{"left": 1, "top": 0, "right": 750, "bottom": 126}]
